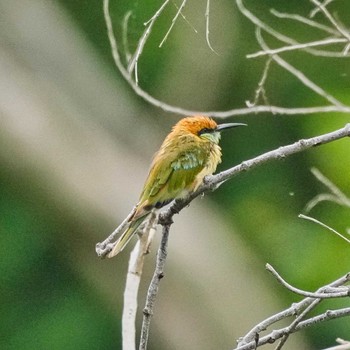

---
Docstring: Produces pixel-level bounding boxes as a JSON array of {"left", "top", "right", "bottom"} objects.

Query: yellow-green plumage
[{"left": 107, "top": 116, "right": 246, "bottom": 258}]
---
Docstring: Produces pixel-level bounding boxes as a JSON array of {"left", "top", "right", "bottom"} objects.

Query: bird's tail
[{"left": 107, "top": 214, "right": 149, "bottom": 258}]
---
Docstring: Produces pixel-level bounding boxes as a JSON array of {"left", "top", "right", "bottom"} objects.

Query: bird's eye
[{"left": 198, "top": 128, "right": 213, "bottom": 135}]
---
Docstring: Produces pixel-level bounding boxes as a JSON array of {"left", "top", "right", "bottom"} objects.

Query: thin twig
[
  {"left": 205, "top": 0, "right": 219, "bottom": 54},
  {"left": 299, "top": 214, "right": 350, "bottom": 244},
  {"left": 310, "top": 0, "right": 334, "bottom": 18},
  {"left": 122, "top": 11, "right": 133, "bottom": 63},
  {"left": 236, "top": 0, "right": 347, "bottom": 58},
  {"left": 172, "top": 1, "right": 198, "bottom": 34},
  {"left": 247, "top": 37, "right": 348, "bottom": 59},
  {"left": 255, "top": 27, "right": 345, "bottom": 108},
  {"left": 310, "top": 168, "right": 350, "bottom": 208},
  {"left": 304, "top": 167, "right": 350, "bottom": 212},
  {"left": 270, "top": 9, "right": 340, "bottom": 36},
  {"left": 310, "top": 0, "right": 350, "bottom": 41},
  {"left": 127, "top": 0, "right": 171, "bottom": 82},
  {"left": 266, "top": 263, "right": 349, "bottom": 298},
  {"left": 159, "top": 0, "right": 188, "bottom": 48},
  {"left": 246, "top": 57, "right": 272, "bottom": 108}
]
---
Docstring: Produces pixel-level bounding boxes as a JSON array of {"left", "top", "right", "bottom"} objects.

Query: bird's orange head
[{"left": 172, "top": 116, "right": 246, "bottom": 144}]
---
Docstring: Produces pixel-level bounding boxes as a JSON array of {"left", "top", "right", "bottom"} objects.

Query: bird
[{"left": 107, "top": 115, "right": 246, "bottom": 258}]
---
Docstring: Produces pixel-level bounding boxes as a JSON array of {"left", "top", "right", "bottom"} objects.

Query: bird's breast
[{"left": 191, "top": 143, "right": 222, "bottom": 191}]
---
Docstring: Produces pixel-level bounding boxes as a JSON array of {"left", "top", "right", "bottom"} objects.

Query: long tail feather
[{"left": 107, "top": 215, "right": 149, "bottom": 258}]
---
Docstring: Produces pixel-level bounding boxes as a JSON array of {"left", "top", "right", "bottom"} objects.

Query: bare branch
[
  {"left": 104, "top": 0, "right": 350, "bottom": 118},
  {"left": 299, "top": 214, "right": 350, "bottom": 244},
  {"left": 122, "top": 11, "right": 133, "bottom": 63},
  {"left": 255, "top": 27, "right": 345, "bottom": 108},
  {"left": 266, "top": 263, "right": 349, "bottom": 298},
  {"left": 205, "top": 0, "right": 219, "bottom": 54},
  {"left": 310, "top": 0, "right": 334, "bottom": 18},
  {"left": 273, "top": 298, "right": 321, "bottom": 350},
  {"left": 172, "top": 1, "right": 198, "bottom": 34},
  {"left": 270, "top": 9, "right": 340, "bottom": 36},
  {"left": 159, "top": 0, "right": 188, "bottom": 48},
  {"left": 247, "top": 37, "right": 348, "bottom": 59},
  {"left": 237, "top": 270, "right": 350, "bottom": 349},
  {"left": 127, "top": 0, "right": 171, "bottom": 82},
  {"left": 310, "top": 168, "right": 350, "bottom": 208},
  {"left": 235, "top": 307, "right": 350, "bottom": 350},
  {"left": 246, "top": 57, "right": 272, "bottom": 108},
  {"left": 304, "top": 168, "right": 350, "bottom": 212},
  {"left": 139, "top": 222, "right": 171, "bottom": 350},
  {"left": 237, "top": 0, "right": 349, "bottom": 58},
  {"left": 310, "top": 0, "right": 350, "bottom": 41}
]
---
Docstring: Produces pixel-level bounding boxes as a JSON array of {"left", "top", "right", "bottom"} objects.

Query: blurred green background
[{"left": 1, "top": 0, "right": 349, "bottom": 349}]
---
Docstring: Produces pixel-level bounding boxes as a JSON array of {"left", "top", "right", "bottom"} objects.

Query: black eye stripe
[{"left": 198, "top": 127, "right": 215, "bottom": 135}]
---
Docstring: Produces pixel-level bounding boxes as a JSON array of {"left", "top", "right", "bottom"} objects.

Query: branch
[
  {"left": 310, "top": 0, "right": 350, "bottom": 42},
  {"left": 266, "top": 263, "right": 350, "bottom": 298},
  {"left": 103, "top": 0, "right": 350, "bottom": 118},
  {"left": 299, "top": 214, "right": 350, "bottom": 245},
  {"left": 205, "top": 0, "right": 219, "bottom": 54},
  {"left": 159, "top": 0, "right": 188, "bottom": 48},
  {"left": 235, "top": 307, "right": 350, "bottom": 350},
  {"left": 270, "top": 9, "right": 340, "bottom": 36},
  {"left": 247, "top": 37, "right": 348, "bottom": 59},
  {"left": 254, "top": 27, "right": 345, "bottom": 108},
  {"left": 305, "top": 167, "right": 350, "bottom": 211},
  {"left": 139, "top": 221, "right": 171, "bottom": 350},
  {"left": 235, "top": 269, "right": 350, "bottom": 350}
]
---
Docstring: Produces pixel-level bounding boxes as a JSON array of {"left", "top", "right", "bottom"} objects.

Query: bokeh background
[{"left": 1, "top": 0, "right": 349, "bottom": 349}]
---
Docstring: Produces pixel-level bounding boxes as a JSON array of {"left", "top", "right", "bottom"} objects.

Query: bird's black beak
[{"left": 216, "top": 122, "right": 247, "bottom": 132}]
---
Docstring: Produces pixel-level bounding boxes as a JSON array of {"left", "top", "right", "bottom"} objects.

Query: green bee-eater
[{"left": 108, "top": 116, "right": 246, "bottom": 258}]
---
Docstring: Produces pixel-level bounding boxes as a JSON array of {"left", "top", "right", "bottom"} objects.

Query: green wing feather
[{"left": 139, "top": 147, "right": 208, "bottom": 209}]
